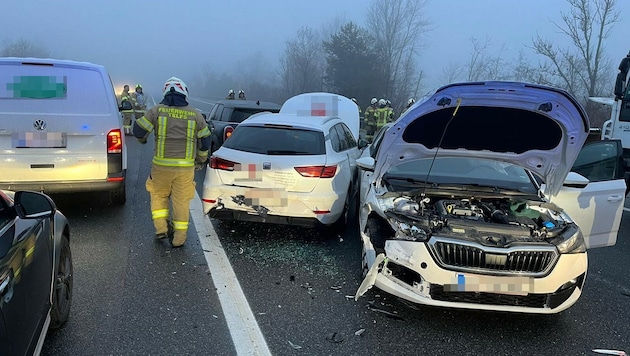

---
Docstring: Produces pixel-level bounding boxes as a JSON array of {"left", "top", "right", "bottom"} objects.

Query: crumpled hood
[{"left": 374, "top": 81, "right": 590, "bottom": 196}]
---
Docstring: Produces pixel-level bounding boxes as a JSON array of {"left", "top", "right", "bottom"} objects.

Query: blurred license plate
[
  {"left": 12, "top": 132, "right": 67, "bottom": 148},
  {"left": 245, "top": 188, "right": 287, "bottom": 207},
  {"left": 444, "top": 273, "right": 532, "bottom": 295}
]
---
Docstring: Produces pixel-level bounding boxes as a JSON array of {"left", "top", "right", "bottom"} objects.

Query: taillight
[
  {"left": 107, "top": 129, "right": 123, "bottom": 153},
  {"left": 210, "top": 156, "right": 238, "bottom": 171},
  {"left": 224, "top": 126, "right": 234, "bottom": 141},
  {"left": 294, "top": 165, "right": 337, "bottom": 178}
]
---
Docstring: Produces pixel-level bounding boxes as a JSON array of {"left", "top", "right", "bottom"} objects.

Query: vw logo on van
[{"left": 33, "top": 119, "right": 47, "bottom": 131}]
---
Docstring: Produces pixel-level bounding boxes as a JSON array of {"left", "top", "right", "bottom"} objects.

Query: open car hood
[{"left": 374, "top": 82, "right": 590, "bottom": 196}]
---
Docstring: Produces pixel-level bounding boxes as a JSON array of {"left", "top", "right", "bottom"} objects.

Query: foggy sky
[{"left": 2, "top": 0, "right": 628, "bottom": 98}]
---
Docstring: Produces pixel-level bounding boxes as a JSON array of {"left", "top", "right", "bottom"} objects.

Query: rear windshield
[
  {"left": 230, "top": 108, "right": 277, "bottom": 123},
  {"left": 0, "top": 63, "right": 113, "bottom": 115},
  {"left": 223, "top": 125, "right": 326, "bottom": 155}
]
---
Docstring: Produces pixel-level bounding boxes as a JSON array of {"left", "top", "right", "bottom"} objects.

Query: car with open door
[{"left": 355, "top": 81, "right": 626, "bottom": 314}]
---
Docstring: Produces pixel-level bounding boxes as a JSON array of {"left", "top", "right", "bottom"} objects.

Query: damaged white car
[{"left": 355, "top": 81, "right": 626, "bottom": 314}]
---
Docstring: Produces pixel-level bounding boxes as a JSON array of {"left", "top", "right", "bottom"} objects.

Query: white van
[{"left": 0, "top": 58, "right": 127, "bottom": 204}]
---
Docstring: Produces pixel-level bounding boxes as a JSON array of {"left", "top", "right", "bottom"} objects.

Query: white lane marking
[{"left": 190, "top": 192, "right": 271, "bottom": 356}]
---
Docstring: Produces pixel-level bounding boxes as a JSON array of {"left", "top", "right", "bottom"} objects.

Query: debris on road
[
  {"left": 354, "top": 328, "right": 366, "bottom": 336},
  {"left": 326, "top": 332, "right": 345, "bottom": 343},
  {"left": 288, "top": 340, "right": 302, "bottom": 350},
  {"left": 366, "top": 304, "right": 404, "bottom": 321}
]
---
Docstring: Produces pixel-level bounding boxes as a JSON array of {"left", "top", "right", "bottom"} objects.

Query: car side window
[
  {"left": 0, "top": 194, "right": 15, "bottom": 232},
  {"left": 572, "top": 140, "right": 623, "bottom": 182},
  {"left": 334, "top": 124, "right": 350, "bottom": 152},
  {"left": 329, "top": 125, "right": 343, "bottom": 152},
  {"left": 340, "top": 124, "right": 357, "bottom": 149},
  {"left": 208, "top": 104, "right": 221, "bottom": 121},
  {"left": 370, "top": 125, "right": 389, "bottom": 158}
]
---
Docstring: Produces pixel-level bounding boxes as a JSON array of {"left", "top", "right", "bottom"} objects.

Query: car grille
[
  {"left": 428, "top": 237, "right": 558, "bottom": 277},
  {"left": 430, "top": 285, "right": 548, "bottom": 308}
]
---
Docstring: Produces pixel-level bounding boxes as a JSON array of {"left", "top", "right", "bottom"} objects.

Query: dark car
[
  {"left": 206, "top": 99, "right": 281, "bottom": 154},
  {"left": 0, "top": 190, "right": 73, "bottom": 356}
]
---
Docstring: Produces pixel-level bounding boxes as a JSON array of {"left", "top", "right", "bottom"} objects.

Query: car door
[
  {"left": 339, "top": 123, "right": 361, "bottom": 180},
  {"left": 359, "top": 124, "right": 390, "bottom": 200},
  {"left": 551, "top": 139, "right": 626, "bottom": 248},
  {"left": 329, "top": 124, "right": 354, "bottom": 196},
  {"left": 0, "top": 193, "right": 53, "bottom": 355}
]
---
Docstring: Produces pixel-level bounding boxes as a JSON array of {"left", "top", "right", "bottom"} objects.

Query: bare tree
[
  {"left": 462, "top": 36, "right": 510, "bottom": 82},
  {"left": 532, "top": 0, "right": 620, "bottom": 100},
  {"left": 439, "top": 62, "right": 464, "bottom": 86},
  {"left": 1, "top": 38, "right": 49, "bottom": 58},
  {"left": 279, "top": 26, "right": 326, "bottom": 96},
  {"left": 366, "top": 0, "right": 430, "bottom": 113}
]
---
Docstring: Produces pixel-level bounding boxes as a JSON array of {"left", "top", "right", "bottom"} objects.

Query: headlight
[
  {"left": 552, "top": 224, "right": 586, "bottom": 254},
  {"left": 388, "top": 218, "right": 430, "bottom": 242}
]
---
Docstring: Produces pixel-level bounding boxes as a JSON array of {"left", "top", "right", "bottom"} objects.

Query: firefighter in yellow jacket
[
  {"left": 375, "top": 98, "right": 393, "bottom": 131},
  {"left": 133, "top": 77, "right": 211, "bottom": 248},
  {"left": 120, "top": 84, "right": 135, "bottom": 135}
]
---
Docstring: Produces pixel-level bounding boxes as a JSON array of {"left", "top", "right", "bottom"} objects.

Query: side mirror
[
  {"left": 13, "top": 191, "right": 56, "bottom": 219},
  {"left": 356, "top": 156, "right": 375, "bottom": 172},
  {"left": 563, "top": 171, "right": 589, "bottom": 188}
]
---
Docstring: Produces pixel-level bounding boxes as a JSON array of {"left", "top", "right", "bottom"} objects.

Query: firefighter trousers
[{"left": 145, "top": 164, "right": 195, "bottom": 245}]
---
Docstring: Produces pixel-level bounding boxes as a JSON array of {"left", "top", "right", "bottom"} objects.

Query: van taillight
[
  {"left": 224, "top": 126, "right": 234, "bottom": 141},
  {"left": 294, "top": 165, "right": 337, "bottom": 178},
  {"left": 107, "top": 129, "right": 123, "bottom": 153},
  {"left": 210, "top": 156, "right": 238, "bottom": 171}
]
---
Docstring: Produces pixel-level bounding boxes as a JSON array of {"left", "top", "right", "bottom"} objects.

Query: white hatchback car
[
  {"left": 355, "top": 81, "right": 626, "bottom": 314},
  {"left": 202, "top": 93, "right": 367, "bottom": 229},
  {"left": 0, "top": 58, "right": 127, "bottom": 204}
]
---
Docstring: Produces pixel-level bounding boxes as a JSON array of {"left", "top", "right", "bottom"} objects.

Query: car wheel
[
  {"left": 50, "top": 235, "right": 73, "bottom": 330},
  {"left": 109, "top": 181, "right": 126, "bottom": 205},
  {"left": 365, "top": 217, "right": 388, "bottom": 254},
  {"left": 361, "top": 244, "right": 369, "bottom": 278}
]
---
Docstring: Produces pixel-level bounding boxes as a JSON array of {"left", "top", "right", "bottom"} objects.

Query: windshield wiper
[
  {"left": 266, "top": 150, "right": 309, "bottom": 155},
  {"left": 383, "top": 176, "right": 435, "bottom": 186}
]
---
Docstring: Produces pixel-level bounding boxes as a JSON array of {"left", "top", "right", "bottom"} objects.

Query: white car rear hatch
[{"left": 213, "top": 122, "right": 331, "bottom": 194}]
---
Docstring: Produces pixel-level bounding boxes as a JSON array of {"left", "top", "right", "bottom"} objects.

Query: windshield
[
  {"left": 223, "top": 125, "right": 326, "bottom": 155},
  {"left": 384, "top": 156, "right": 538, "bottom": 194}
]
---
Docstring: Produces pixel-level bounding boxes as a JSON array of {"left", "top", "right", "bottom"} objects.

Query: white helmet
[
  {"left": 378, "top": 99, "right": 386, "bottom": 106},
  {"left": 163, "top": 77, "right": 188, "bottom": 98},
  {"left": 228, "top": 89, "right": 234, "bottom": 94},
  {"left": 407, "top": 98, "right": 415, "bottom": 105},
  {"left": 371, "top": 98, "right": 378, "bottom": 105}
]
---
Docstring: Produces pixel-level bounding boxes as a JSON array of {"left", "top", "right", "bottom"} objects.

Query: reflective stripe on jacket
[{"left": 136, "top": 104, "right": 211, "bottom": 167}]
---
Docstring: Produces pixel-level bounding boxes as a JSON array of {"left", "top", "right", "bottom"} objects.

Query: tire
[
  {"left": 50, "top": 236, "right": 73, "bottom": 330},
  {"left": 361, "top": 246, "right": 369, "bottom": 278}
]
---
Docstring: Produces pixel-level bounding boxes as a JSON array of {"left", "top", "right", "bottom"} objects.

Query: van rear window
[{"left": 0, "top": 65, "right": 112, "bottom": 114}]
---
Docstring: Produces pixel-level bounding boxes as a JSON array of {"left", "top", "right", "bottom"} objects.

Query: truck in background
[{"left": 589, "top": 51, "right": 630, "bottom": 192}]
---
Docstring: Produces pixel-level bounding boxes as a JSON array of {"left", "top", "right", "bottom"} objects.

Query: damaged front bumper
[{"left": 355, "top": 238, "right": 587, "bottom": 314}]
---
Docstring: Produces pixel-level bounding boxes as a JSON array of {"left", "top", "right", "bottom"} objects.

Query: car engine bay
[{"left": 381, "top": 194, "right": 570, "bottom": 246}]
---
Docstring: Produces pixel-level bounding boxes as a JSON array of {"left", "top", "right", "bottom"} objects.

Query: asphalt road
[{"left": 41, "top": 135, "right": 629, "bottom": 355}]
